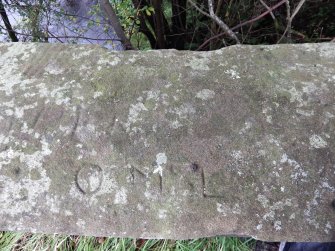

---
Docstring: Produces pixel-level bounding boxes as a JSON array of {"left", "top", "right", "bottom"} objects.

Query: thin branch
[
  {"left": 209, "top": 0, "right": 224, "bottom": 48},
  {"left": 0, "top": 0, "right": 18, "bottom": 41},
  {"left": 188, "top": 0, "right": 239, "bottom": 44},
  {"left": 0, "top": 23, "right": 122, "bottom": 41},
  {"left": 284, "top": 0, "right": 291, "bottom": 40},
  {"left": 207, "top": 0, "right": 240, "bottom": 43},
  {"left": 197, "top": 0, "right": 287, "bottom": 50},
  {"left": 232, "top": 0, "right": 287, "bottom": 31},
  {"left": 259, "top": 0, "right": 275, "bottom": 20},
  {"left": 188, "top": 0, "right": 211, "bottom": 18},
  {"left": 291, "top": 0, "right": 306, "bottom": 20},
  {"left": 47, "top": 30, "right": 62, "bottom": 43},
  {"left": 278, "top": 0, "right": 306, "bottom": 43}
]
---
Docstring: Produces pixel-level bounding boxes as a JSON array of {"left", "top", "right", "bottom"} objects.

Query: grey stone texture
[{"left": 0, "top": 42, "right": 334, "bottom": 241}]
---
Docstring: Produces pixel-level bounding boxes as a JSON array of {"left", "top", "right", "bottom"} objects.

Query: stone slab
[{"left": 0, "top": 42, "right": 334, "bottom": 241}]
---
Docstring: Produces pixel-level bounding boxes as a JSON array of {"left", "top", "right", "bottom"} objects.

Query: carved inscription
[
  {"left": 129, "top": 162, "right": 225, "bottom": 199},
  {"left": 76, "top": 164, "right": 103, "bottom": 194},
  {"left": 74, "top": 161, "right": 227, "bottom": 199},
  {"left": 129, "top": 164, "right": 161, "bottom": 199}
]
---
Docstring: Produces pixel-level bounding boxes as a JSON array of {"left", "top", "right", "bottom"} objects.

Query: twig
[
  {"left": 0, "top": 23, "right": 122, "bottom": 41},
  {"left": 208, "top": 0, "right": 240, "bottom": 43},
  {"left": 188, "top": 0, "right": 211, "bottom": 18},
  {"left": 188, "top": 0, "right": 239, "bottom": 44},
  {"left": 277, "top": 0, "right": 306, "bottom": 43},
  {"left": 197, "top": 0, "right": 287, "bottom": 50},
  {"left": 291, "top": 0, "right": 306, "bottom": 20},
  {"left": 285, "top": 0, "right": 291, "bottom": 40},
  {"left": 259, "top": 0, "right": 275, "bottom": 20}
]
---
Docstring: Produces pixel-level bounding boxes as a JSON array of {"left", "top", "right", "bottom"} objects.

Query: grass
[{"left": 0, "top": 232, "right": 255, "bottom": 251}]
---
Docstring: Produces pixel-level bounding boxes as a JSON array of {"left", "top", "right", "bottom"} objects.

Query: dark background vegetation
[{"left": 0, "top": 0, "right": 334, "bottom": 50}]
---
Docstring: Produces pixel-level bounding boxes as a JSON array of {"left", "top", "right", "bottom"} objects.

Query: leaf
[{"left": 145, "top": 9, "right": 151, "bottom": 16}]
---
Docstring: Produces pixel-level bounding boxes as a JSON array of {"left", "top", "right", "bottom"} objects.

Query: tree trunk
[
  {"left": 132, "top": 0, "right": 157, "bottom": 48},
  {"left": 100, "top": 0, "right": 133, "bottom": 50},
  {"left": 152, "top": 0, "right": 166, "bottom": 48},
  {"left": 171, "top": 0, "right": 187, "bottom": 49},
  {"left": 0, "top": 0, "right": 19, "bottom": 42}
]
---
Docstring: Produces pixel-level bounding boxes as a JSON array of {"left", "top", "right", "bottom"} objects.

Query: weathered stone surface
[{"left": 0, "top": 42, "right": 334, "bottom": 241}]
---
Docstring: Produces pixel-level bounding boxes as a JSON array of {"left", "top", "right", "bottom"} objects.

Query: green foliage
[
  {"left": 142, "top": 6, "right": 155, "bottom": 17},
  {"left": 130, "top": 31, "right": 152, "bottom": 50},
  {"left": 110, "top": 0, "right": 156, "bottom": 49},
  {"left": 0, "top": 232, "right": 24, "bottom": 251},
  {"left": 0, "top": 232, "right": 255, "bottom": 251},
  {"left": 111, "top": 0, "right": 138, "bottom": 35}
]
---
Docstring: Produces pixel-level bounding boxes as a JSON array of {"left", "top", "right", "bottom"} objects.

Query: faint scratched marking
[
  {"left": 76, "top": 164, "right": 103, "bottom": 194},
  {"left": 201, "top": 167, "right": 225, "bottom": 199},
  {"left": 108, "top": 115, "right": 118, "bottom": 136},
  {"left": 71, "top": 105, "right": 81, "bottom": 139},
  {"left": 31, "top": 106, "right": 45, "bottom": 129},
  {"left": 129, "top": 164, "right": 162, "bottom": 197},
  {"left": 129, "top": 165, "right": 146, "bottom": 184}
]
